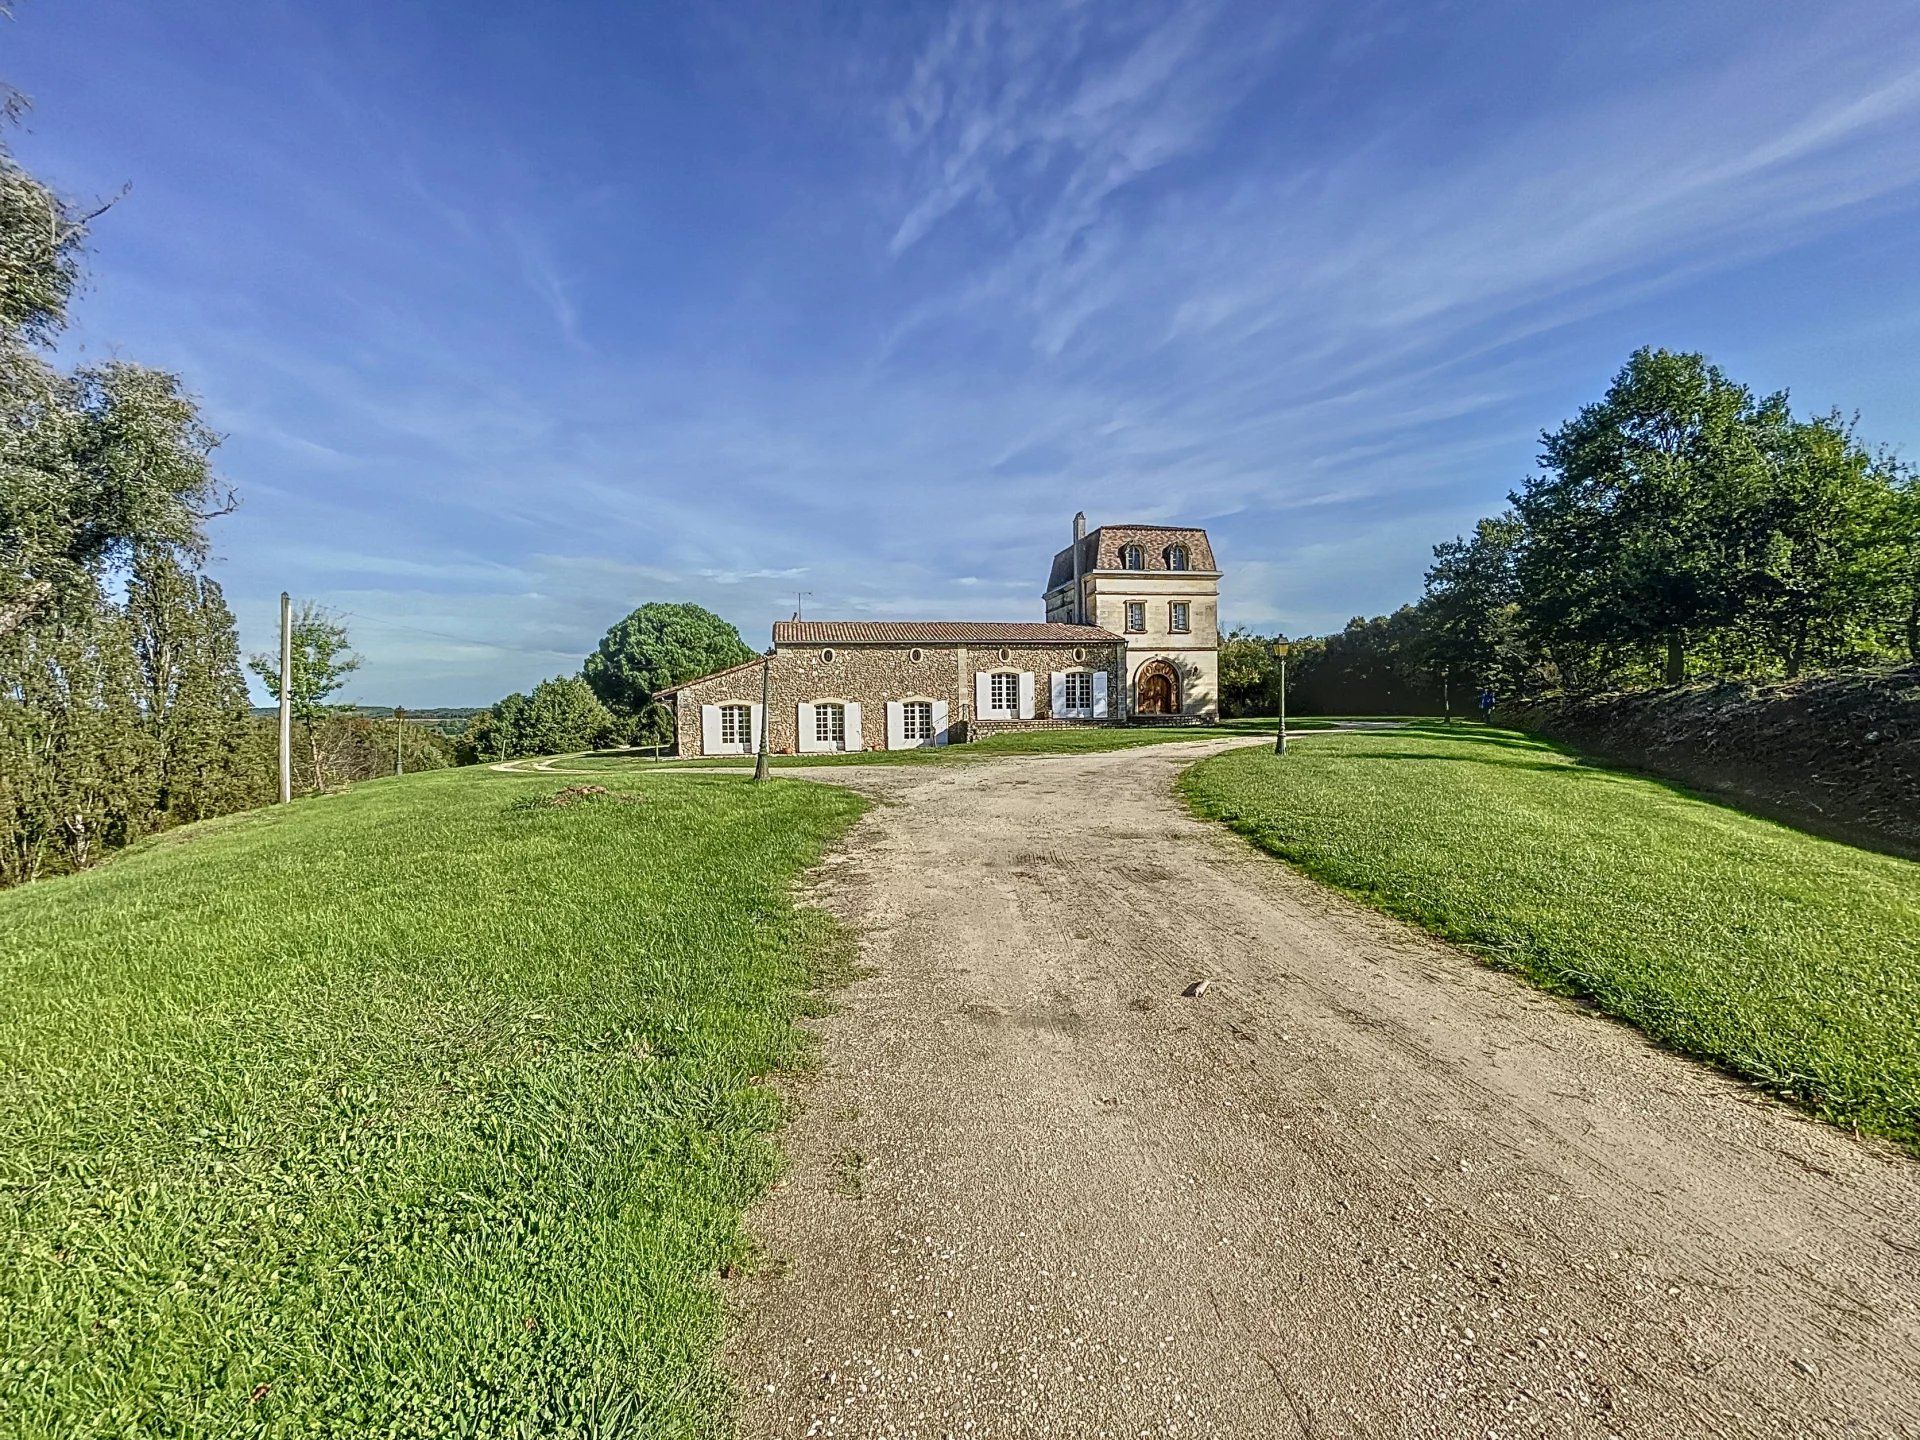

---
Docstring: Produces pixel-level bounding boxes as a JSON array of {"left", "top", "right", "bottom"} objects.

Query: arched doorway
[{"left": 1135, "top": 658, "right": 1179, "bottom": 716}]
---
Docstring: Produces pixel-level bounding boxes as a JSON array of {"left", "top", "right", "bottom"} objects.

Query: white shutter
[
  {"left": 885, "top": 701, "right": 905, "bottom": 750},
  {"left": 796, "top": 702, "right": 823, "bottom": 753},
  {"left": 931, "top": 699, "right": 950, "bottom": 746},
  {"left": 975, "top": 672, "right": 991, "bottom": 718},
  {"left": 844, "top": 702, "right": 863, "bottom": 751},
  {"left": 1092, "top": 670, "right": 1109, "bottom": 718},
  {"left": 1050, "top": 672, "right": 1066, "bottom": 717},
  {"left": 700, "top": 705, "right": 722, "bottom": 755},
  {"left": 1017, "top": 672, "right": 1036, "bottom": 719},
  {"left": 748, "top": 703, "right": 764, "bottom": 753}
]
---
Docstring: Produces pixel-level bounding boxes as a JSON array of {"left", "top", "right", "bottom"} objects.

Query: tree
[
  {"left": 1729, "top": 413, "right": 1907, "bottom": 677},
  {"left": 0, "top": 581, "right": 152, "bottom": 882},
  {"left": 0, "top": 106, "right": 257, "bottom": 884},
  {"left": 248, "top": 604, "right": 361, "bottom": 792},
  {"left": 583, "top": 602, "right": 754, "bottom": 745},
  {"left": 1515, "top": 348, "right": 1778, "bottom": 688},
  {"left": 514, "top": 676, "right": 616, "bottom": 757},
  {"left": 1288, "top": 609, "right": 1443, "bottom": 715},
  {"left": 1422, "top": 512, "right": 1524, "bottom": 692},
  {"left": 126, "top": 548, "right": 262, "bottom": 821},
  {"left": 1896, "top": 472, "right": 1920, "bottom": 664},
  {"left": 1218, "top": 627, "right": 1280, "bottom": 716}
]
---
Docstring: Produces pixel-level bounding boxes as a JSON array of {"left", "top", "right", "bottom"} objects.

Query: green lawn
[
  {"left": 0, "top": 767, "right": 866, "bottom": 1437},
  {"left": 1181, "top": 724, "right": 1920, "bottom": 1150},
  {"left": 569, "top": 716, "right": 1351, "bottom": 771}
]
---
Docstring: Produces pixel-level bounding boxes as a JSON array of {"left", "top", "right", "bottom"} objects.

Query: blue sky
[{"left": 10, "top": 1, "right": 1920, "bottom": 705}]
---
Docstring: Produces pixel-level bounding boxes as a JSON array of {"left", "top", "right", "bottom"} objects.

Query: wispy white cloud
[{"left": 27, "top": 0, "right": 1920, "bottom": 703}]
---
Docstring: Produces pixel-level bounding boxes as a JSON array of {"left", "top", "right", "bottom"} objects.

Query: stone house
[{"left": 658, "top": 515, "right": 1220, "bottom": 757}]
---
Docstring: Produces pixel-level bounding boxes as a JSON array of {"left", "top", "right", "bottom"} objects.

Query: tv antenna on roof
[{"left": 794, "top": 590, "right": 813, "bottom": 621}]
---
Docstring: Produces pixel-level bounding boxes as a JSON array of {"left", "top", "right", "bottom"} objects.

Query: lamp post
[
  {"left": 1272, "top": 640, "right": 1290, "bottom": 756},
  {"left": 752, "top": 651, "right": 773, "bottom": 783}
]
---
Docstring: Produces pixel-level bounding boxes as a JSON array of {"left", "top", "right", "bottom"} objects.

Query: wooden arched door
[{"left": 1135, "top": 660, "right": 1178, "bottom": 716}]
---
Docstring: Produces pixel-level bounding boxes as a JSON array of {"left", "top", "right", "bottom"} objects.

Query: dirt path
[{"left": 725, "top": 739, "right": 1920, "bottom": 1439}]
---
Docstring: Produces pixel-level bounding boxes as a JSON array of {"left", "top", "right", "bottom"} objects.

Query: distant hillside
[
  {"left": 1508, "top": 668, "right": 1920, "bottom": 858},
  {"left": 250, "top": 706, "right": 484, "bottom": 737}
]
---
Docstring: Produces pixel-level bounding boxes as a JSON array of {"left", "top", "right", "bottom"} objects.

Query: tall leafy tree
[
  {"left": 1516, "top": 349, "right": 1780, "bottom": 687},
  {"left": 1, "top": 101, "right": 252, "bottom": 882},
  {"left": 515, "top": 675, "right": 617, "bottom": 756},
  {"left": 1729, "top": 413, "right": 1907, "bottom": 677},
  {"left": 0, "top": 582, "right": 152, "bottom": 881},
  {"left": 126, "top": 548, "right": 261, "bottom": 820},
  {"left": 1218, "top": 627, "right": 1280, "bottom": 717},
  {"left": 583, "top": 602, "right": 754, "bottom": 745},
  {"left": 1422, "top": 512, "right": 1524, "bottom": 691}
]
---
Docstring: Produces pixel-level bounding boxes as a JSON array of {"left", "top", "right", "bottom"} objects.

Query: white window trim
[{"left": 987, "top": 670, "right": 1020, "bottom": 717}]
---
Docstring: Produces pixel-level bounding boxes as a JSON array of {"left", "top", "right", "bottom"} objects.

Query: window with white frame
[
  {"left": 1170, "top": 601, "right": 1190, "bottom": 633},
  {"left": 902, "top": 700, "right": 933, "bottom": 741},
  {"left": 814, "top": 702, "right": 846, "bottom": 747},
  {"left": 1125, "top": 602, "right": 1145, "bottom": 632},
  {"left": 1063, "top": 671, "right": 1093, "bottom": 712},
  {"left": 720, "top": 704, "right": 751, "bottom": 746},
  {"left": 1167, "top": 544, "right": 1189, "bottom": 570},
  {"left": 1122, "top": 544, "right": 1145, "bottom": 570},
  {"left": 989, "top": 672, "right": 1019, "bottom": 713}
]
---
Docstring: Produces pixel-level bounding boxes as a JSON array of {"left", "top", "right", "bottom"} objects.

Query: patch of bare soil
[
  {"left": 725, "top": 739, "right": 1920, "bottom": 1439},
  {"left": 1510, "top": 666, "right": 1920, "bottom": 857}
]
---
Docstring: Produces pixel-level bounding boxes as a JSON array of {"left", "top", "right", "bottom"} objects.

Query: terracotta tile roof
[
  {"left": 1045, "top": 524, "right": 1217, "bottom": 592},
  {"left": 771, "top": 620, "right": 1120, "bottom": 645}
]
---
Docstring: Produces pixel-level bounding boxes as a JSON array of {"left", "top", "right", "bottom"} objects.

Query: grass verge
[
  {"left": 1180, "top": 724, "right": 1920, "bottom": 1151},
  {"left": 0, "top": 767, "right": 866, "bottom": 1437}
]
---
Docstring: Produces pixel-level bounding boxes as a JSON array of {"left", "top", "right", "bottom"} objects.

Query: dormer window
[
  {"left": 1166, "top": 544, "right": 1189, "bottom": 571},
  {"left": 1122, "top": 544, "right": 1145, "bottom": 570}
]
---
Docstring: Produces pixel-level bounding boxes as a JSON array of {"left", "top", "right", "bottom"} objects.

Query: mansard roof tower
[{"left": 1045, "top": 512, "right": 1220, "bottom": 722}]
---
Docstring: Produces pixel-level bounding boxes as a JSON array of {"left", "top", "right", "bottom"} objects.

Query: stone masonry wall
[{"left": 673, "top": 641, "right": 1124, "bottom": 756}]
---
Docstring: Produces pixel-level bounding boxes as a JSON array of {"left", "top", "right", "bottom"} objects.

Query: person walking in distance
[{"left": 1478, "top": 686, "right": 1497, "bottom": 723}]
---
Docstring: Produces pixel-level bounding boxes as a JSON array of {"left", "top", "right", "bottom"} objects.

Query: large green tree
[
  {"left": 1515, "top": 348, "right": 1780, "bottom": 687},
  {"left": 1, "top": 140, "right": 231, "bottom": 643},
  {"left": 126, "top": 548, "right": 262, "bottom": 821},
  {"left": 1, "top": 101, "right": 253, "bottom": 882},
  {"left": 516, "top": 675, "right": 617, "bottom": 756},
  {"left": 1729, "top": 412, "right": 1908, "bottom": 677},
  {"left": 1422, "top": 512, "right": 1525, "bottom": 693},
  {"left": 582, "top": 601, "right": 754, "bottom": 745}
]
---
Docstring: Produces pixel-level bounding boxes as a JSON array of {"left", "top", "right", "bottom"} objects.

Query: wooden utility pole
[
  {"left": 277, "top": 592, "right": 292, "bottom": 803},
  {"left": 394, "top": 707, "right": 405, "bottom": 776},
  {"left": 752, "top": 653, "right": 772, "bottom": 783}
]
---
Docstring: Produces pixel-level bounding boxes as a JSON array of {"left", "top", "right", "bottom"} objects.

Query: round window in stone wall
[
  {"left": 1000, "top": 647, "right": 1012, "bottom": 661},
  {"left": 821, "top": 648, "right": 835, "bottom": 663},
  {"left": 909, "top": 648, "right": 923, "bottom": 662},
  {"left": 1074, "top": 647, "right": 1086, "bottom": 661}
]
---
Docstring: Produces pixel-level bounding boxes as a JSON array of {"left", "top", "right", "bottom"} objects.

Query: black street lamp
[{"left": 1272, "top": 640, "right": 1290, "bottom": 756}]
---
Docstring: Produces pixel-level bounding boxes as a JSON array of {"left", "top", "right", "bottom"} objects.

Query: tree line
[
  {"left": 457, "top": 602, "right": 754, "bottom": 762},
  {"left": 0, "top": 113, "right": 457, "bottom": 886},
  {"left": 1222, "top": 349, "right": 1919, "bottom": 717},
  {"left": 0, "top": 115, "right": 273, "bottom": 883}
]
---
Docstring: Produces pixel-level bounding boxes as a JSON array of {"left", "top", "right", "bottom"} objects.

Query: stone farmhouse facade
[{"left": 658, "top": 515, "right": 1220, "bottom": 758}]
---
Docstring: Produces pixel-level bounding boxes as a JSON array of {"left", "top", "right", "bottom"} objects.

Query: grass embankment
[
  {"left": 1181, "top": 724, "right": 1920, "bottom": 1150},
  {"left": 0, "top": 768, "right": 865, "bottom": 1437},
  {"left": 571, "top": 716, "right": 1347, "bottom": 771}
]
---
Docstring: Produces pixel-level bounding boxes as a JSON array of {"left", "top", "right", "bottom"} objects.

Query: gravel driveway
[{"left": 726, "top": 738, "right": 1920, "bottom": 1438}]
